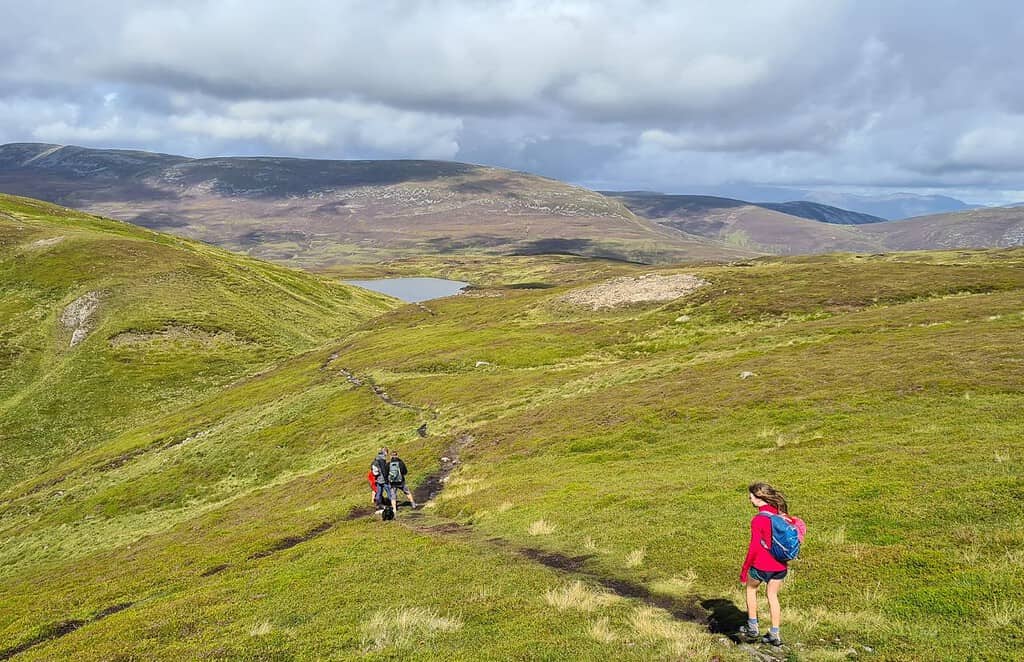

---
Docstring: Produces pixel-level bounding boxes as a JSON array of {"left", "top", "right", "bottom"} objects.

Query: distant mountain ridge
[
  {"left": 606, "top": 191, "right": 1024, "bottom": 254},
  {"left": 755, "top": 200, "right": 885, "bottom": 225},
  {"left": 604, "top": 192, "right": 884, "bottom": 254},
  {"left": 1, "top": 143, "right": 1021, "bottom": 261},
  {"left": 0, "top": 143, "right": 753, "bottom": 266},
  {"left": 802, "top": 191, "right": 974, "bottom": 220}
]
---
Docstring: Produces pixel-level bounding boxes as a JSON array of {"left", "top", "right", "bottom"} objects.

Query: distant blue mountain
[
  {"left": 671, "top": 183, "right": 975, "bottom": 221},
  {"left": 801, "top": 192, "right": 973, "bottom": 220},
  {"left": 755, "top": 201, "right": 884, "bottom": 225}
]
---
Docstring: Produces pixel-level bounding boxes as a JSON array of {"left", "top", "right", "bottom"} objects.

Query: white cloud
[{"left": 1, "top": 0, "right": 1024, "bottom": 201}]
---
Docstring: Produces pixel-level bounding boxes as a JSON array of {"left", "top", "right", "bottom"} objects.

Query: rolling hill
[
  {"left": 0, "top": 193, "right": 394, "bottom": 491},
  {"left": 861, "top": 206, "right": 1024, "bottom": 250},
  {"left": 754, "top": 200, "right": 884, "bottom": 225},
  {"left": 610, "top": 192, "right": 1024, "bottom": 255},
  {"left": 2, "top": 193, "right": 1023, "bottom": 659},
  {"left": 605, "top": 192, "right": 886, "bottom": 254},
  {"left": 802, "top": 191, "right": 973, "bottom": 220},
  {"left": 0, "top": 144, "right": 753, "bottom": 267}
]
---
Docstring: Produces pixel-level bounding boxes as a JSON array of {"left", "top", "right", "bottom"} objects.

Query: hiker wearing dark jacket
[
  {"left": 370, "top": 447, "right": 392, "bottom": 510},
  {"left": 387, "top": 450, "right": 418, "bottom": 510}
]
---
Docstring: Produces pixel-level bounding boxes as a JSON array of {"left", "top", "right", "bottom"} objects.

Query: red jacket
[
  {"left": 740, "top": 504, "right": 788, "bottom": 582},
  {"left": 367, "top": 469, "right": 377, "bottom": 493}
]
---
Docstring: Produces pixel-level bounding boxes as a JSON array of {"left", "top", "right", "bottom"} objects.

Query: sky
[{"left": 2, "top": 0, "right": 1023, "bottom": 204}]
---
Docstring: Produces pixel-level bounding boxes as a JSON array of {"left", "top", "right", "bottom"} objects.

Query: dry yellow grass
[
  {"left": 624, "top": 547, "right": 646, "bottom": 568},
  {"left": 651, "top": 569, "right": 698, "bottom": 597},
  {"left": 249, "top": 621, "right": 273, "bottom": 637},
  {"left": 360, "top": 607, "right": 462, "bottom": 651},
  {"left": 629, "top": 606, "right": 715, "bottom": 657},
  {"left": 582, "top": 535, "right": 602, "bottom": 553},
  {"left": 438, "top": 476, "right": 485, "bottom": 500},
  {"left": 528, "top": 519, "right": 556, "bottom": 535},
  {"left": 818, "top": 525, "right": 847, "bottom": 546},
  {"left": 544, "top": 580, "right": 618, "bottom": 612},
  {"left": 983, "top": 599, "right": 1024, "bottom": 628},
  {"left": 589, "top": 617, "right": 617, "bottom": 643}
]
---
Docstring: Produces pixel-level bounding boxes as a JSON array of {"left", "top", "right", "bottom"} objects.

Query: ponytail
[{"left": 749, "top": 482, "right": 789, "bottom": 514}]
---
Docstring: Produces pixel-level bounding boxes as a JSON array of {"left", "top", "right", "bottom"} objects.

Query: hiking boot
[
  {"left": 738, "top": 624, "right": 760, "bottom": 641},
  {"left": 761, "top": 632, "right": 783, "bottom": 647}
]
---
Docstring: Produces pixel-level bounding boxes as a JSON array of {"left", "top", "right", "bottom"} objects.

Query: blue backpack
[{"left": 758, "top": 512, "right": 801, "bottom": 562}]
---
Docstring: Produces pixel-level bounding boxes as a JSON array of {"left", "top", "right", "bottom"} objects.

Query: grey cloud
[{"left": 2, "top": 0, "right": 1024, "bottom": 202}]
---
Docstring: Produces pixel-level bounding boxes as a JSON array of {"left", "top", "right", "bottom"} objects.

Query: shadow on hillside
[{"left": 701, "top": 598, "right": 747, "bottom": 638}]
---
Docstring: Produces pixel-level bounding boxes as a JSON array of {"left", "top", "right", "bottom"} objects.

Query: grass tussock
[
  {"left": 249, "top": 621, "right": 273, "bottom": 637},
  {"left": 439, "top": 477, "right": 485, "bottom": 500},
  {"left": 589, "top": 617, "right": 617, "bottom": 643},
  {"left": 787, "top": 605, "right": 889, "bottom": 636},
  {"left": 983, "top": 600, "right": 1024, "bottom": 628},
  {"left": 819, "top": 525, "right": 847, "bottom": 546},
  {"left": 528, "top": 519, "right": 556, "bottom": 536},
  {"left": 629, "top": 606, "right": 715, "bottom": 658},
  {"left": 651, "top": 569, "right": 698, "bottom": 597},
  {"left": 360, "top": 607, "right": 462, "bottom": 652},
  {"left": 544, "top": 580, "right": 618, "bottom": 612},
  {"left": 624, "top": 547, "right": 646, "bottom": 568}
]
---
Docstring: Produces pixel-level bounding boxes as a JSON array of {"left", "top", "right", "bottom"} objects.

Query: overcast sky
[{"left": 2, "top": 1, "right": 1023, "bottom": 203}]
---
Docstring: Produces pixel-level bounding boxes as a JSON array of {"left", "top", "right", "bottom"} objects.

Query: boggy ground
[{"left": 1, "top": 199, "right": 1022, "bottom": 661}]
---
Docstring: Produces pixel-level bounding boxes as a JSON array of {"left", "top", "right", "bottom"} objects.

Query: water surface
[{"left": 344, "top": 277, "right": 469, "bottom": 303}]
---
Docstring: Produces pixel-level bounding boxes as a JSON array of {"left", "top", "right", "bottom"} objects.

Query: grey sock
[
  {"left": 747, "top": 618, "right": 759, "bottom": 630},
  {"left": 769, "top": 626, "right": 780, "bottom": 636}
]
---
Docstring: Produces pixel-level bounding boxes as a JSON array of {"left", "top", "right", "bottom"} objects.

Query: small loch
[{"left": 344, "top": 277, "right": 470, "bottom": 303}]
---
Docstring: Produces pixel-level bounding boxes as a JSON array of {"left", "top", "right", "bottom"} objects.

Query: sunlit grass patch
[
  {"left": 589, "top": 617, "right": 617, "bottom": 643},
  {"left": 787, "top": 605, "right": 889, "bottom": 638},
  {"left": 982, "top": 599, "right": 1024, "bottom": 628},
  {"left": 439, "top": 476, "right": 485, "bottom": 500},
  {"left": 624, "top": 547, "right": 646, "bottom": 568},
  {"left": 651, "top": 569, "right": 698, "bottom": 598},
  {"left": 360, "top": 607, "right": 462, "bottom": 652},
  {"left": 544, "top": 580, "right": 618, "bottom": 612},
  {"left": 528, "top": 519, "right": 556, "bottom": 535},
  {"left": 249, "top": 620, "right": 273, "bottom": 637},
  {"left": 628, "top": 606, "right": 716, "bottom": 657},
  {"left": 582, "top": 535, "right": 602, "bottom": 553},
  {"left": 819, "top": 525, "right": 847, "bottom": 546}
]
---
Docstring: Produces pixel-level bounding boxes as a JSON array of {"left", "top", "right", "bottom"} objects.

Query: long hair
[{"left": 749, "top": 482, "right": 789, "bottom": 514}]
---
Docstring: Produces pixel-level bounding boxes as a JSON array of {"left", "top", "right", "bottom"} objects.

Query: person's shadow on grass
[{"left": 701, "top": 598, "right": 747, "bottom": 640}]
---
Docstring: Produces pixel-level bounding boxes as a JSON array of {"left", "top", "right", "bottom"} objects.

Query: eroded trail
[
  {"left": 0, "top": 603, "right": 133, "bottom": 661},
  {"left": 327, "top": 364, "right": 783, "bottom": 660}
]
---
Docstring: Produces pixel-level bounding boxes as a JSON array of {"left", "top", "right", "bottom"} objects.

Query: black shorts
[{"left": 749, "top": 567, "right": 788, "bottom": 582}]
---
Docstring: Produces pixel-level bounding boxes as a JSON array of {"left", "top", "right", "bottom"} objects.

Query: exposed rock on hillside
[
  {"left": 561, "top": 273, "right": 708, "bottom": 309},
  {"left": 61, "top": 291, "right": 101, "bottom": 346}
]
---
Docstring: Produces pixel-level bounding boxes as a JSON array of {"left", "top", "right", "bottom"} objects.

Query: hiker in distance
[
  {"left": 366, "top": 464, "right": 378, "bottom": 506},
  {"left": 370, "top": 447, "right": 394, "bottom": 518},
  {"left": 387, "top": 449, "right": 418, "bottom": 510},
  {"left": 738, "top": 482, "right": 806, "bottom": 647}
]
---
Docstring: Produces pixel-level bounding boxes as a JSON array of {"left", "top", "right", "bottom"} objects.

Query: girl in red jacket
[
  {"left": 367, "top": 469, "right": 378, "bottom": 505},
  {"left": 739, "top": 482, "right": 804, "bottom": 646}
]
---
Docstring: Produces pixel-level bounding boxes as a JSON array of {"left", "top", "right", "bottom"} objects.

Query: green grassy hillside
[
  {"left": 0, "top": 193, "right": 395, "bottom": 492},
  {"left": 1, "top": 198, "right": 1022, "bottom": 661}
]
